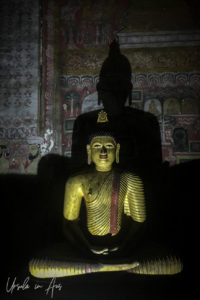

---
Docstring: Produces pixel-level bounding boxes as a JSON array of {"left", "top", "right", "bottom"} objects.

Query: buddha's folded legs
[
  {"left": 29, "top": 239, "right": 183, "bottom": 278},
  {"left": 29, "top": 256, "right": 182, "bottom": 278}
]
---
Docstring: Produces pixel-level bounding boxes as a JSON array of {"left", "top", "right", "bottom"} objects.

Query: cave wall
[
  {"left": 52, "top": 0, "right": 200, "bottom": 165},
  {"left": 0, "top": 0, "right": 200, "bottom": 174}
]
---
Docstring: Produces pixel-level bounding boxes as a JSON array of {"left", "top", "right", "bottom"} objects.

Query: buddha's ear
[
  {"left": 116, "top": 143, "right": 120, "bottom": 164},
  {"left": 86, "top": 144, "right": 92, "bottom": 165}
]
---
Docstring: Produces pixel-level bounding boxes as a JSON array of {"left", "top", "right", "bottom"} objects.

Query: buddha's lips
[{"left": 100, "top": 154, "right": 107, "bottom": 159}]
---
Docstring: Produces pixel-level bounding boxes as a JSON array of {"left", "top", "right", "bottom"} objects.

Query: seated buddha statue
[{"left": 29, "top": 111, "right": 182, "bottom": 278}]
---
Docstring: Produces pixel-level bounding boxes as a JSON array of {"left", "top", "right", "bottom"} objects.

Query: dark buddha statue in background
[{"left": 71, "top": 39, "right": 162, "bottom": 176}]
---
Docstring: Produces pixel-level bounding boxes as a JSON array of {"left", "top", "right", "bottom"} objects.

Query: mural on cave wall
[
  {"left": 61, "top": 72, "right": 200, "bottom": 165},
  {"left": 0, "top": 0, "right": 57, "bottom": 174},
  {"left": 51, "top": 0, "right": 200, "bottom": 166},
  {"left": 52, "top": 0, "right": 200, "bottom": 166},
  {"left": 55, "top": 0, "right": 130, "bottom": 50},
  {"left": 0, "top": 0, "right": 44, "bottom": 174},
  {"left": 54, "top": 0, "right": 200, "bottom": 75}
]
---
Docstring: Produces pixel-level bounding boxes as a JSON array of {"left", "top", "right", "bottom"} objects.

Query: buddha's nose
[{"left": 101, "top": 146, "right": 107, "bottom": 153}]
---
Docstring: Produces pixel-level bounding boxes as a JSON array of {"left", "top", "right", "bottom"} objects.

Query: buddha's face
[{"left": 87, "top": 136, "right": 120, "bottom": 172}]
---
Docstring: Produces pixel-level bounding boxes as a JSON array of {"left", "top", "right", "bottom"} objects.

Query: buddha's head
[
  {"left": 87, "top": 135, "right": 120, "bottom": 172},
  {"left": 86, "top": 110, "right": 120, "bottom": 171}
]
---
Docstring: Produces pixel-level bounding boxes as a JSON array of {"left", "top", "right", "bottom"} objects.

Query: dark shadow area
[{"left": 0, "top": 155, "right": 71, "bottom": 281}]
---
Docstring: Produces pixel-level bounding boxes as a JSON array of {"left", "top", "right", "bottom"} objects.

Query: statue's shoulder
[
  {"left": 120, "top": 170, "right": 143, "bottom": 184},
  {"left": 66, "top": 169, "right": 94, "bottom": 185},
  {"left": 120, "top": 170, "right": 140, "bottom": 178}
]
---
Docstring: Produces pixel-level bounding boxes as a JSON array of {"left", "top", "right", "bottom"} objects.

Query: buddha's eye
[
  {"left": 105, "top": 144, "right": 114, "bottom": 149},
  {"left": 92, "top": 143, "right": 102, "bottom": 149}
]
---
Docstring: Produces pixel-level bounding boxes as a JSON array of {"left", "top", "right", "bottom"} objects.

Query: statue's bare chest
[{"left": 83, "top": 173, "right": 113, "bottom": 206}]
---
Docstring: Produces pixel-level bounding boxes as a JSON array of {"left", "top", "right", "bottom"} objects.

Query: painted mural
[
  {"left": 60, "top": 72, "right": 200, "bottom": 165},
  {"left": 0, "top": 0, "right": 45, "bottom": 174},
  {"left": 53, "top": 0, "right": 200, "bottom": 75},
  {"left": 0, "top": 0, "right": 57, "bottom": 174},
  {"left": 52, "top": 0, "right": 200, "bottom": 166}
]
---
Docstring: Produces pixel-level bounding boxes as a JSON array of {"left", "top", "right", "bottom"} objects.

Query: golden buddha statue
[{"left": 29, "top": 111, "right": 182, "bottom": 278}]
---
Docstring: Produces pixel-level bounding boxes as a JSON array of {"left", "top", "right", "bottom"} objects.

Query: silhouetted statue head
[{"left": 96, "top": 39, "right": 132, "bottom": 114}]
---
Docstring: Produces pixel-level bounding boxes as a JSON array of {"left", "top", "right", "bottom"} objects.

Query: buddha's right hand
[
  {"left": 91, "top": 246, "right": 119, "bottom": 255},
  {"left": 91, "top": 247, "right": 109, "bottom": 255}
]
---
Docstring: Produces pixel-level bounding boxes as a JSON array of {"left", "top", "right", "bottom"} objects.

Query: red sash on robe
[{"left": 110, "top": 171, "right": 120, "bottom": 234}]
